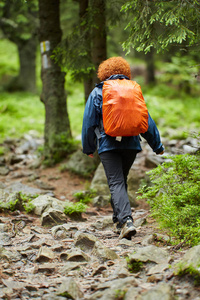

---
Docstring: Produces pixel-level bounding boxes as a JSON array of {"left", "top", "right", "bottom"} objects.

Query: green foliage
[
  {"left": 0, "top": 192, "right": 36, "bottom": 213},
  {"left": 64, "top": 201, "right": 87, "bottom": 216},
  {"left": 0, "top": 92, "right": 44, "bottom": 142},
  {"left": 114, "top": 289, "right": 127, "bottom": 300},
  {"left": 175, "top": 262, "right": 200, "bottom": 286},
  {"left": 126, "top": 257, "right": 143, "bottom": 273},
  {"left": 0, "top": 0, "right": 38, "bottom": 42},
  {"left": 73, "top": 190, "right": 97, "bottom": 204},
  {"left": 43, "top": 133, "right": 79, "bottom": 166},
  {"left": 121, "top": 0, "right": 200, "bottom": 53},
  {"left": 138, "top": 150, "right": 200, "bottom": 246}
]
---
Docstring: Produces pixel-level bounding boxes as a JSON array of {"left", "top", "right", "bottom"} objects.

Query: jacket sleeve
[
  {"left": 140, "top": 113, "right": 164, "bottom": 154},
  {"left": 82, "top": 89, "right": 99, "bottom": 155}
]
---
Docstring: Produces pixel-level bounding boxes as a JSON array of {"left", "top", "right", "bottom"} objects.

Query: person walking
[{"left": 82, "top": 57, "right": 164, "bottom": 239}]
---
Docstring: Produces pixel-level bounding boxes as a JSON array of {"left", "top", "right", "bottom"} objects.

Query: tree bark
[
  {"left": 90, "top": 0, "right": 107, "bottom": 85},
  {"left": 79, "top": 0, "right": 94, "bottom": 102},
  {"left": 15, "top": 37, "right": 37, "bottom": 93},
  {"left": 1, "top": 0, "right": 38, "bottom": 93},
  {"left": 38, "top": 0, "right": 71, "bottom": 162},
  {"left": 145, "top": 49, "right": 156, "bottom": 84}
]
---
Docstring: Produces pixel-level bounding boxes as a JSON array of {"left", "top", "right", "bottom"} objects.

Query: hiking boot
[
  {"left": 119, "top": 217, "right": 136, "bottom": 240},
  {"left": 113, "top": 222, "right": 121, "bottom": 234}
]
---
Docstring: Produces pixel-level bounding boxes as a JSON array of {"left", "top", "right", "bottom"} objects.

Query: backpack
[{"left": 102, "top": 79, "right": 149, "bottom": 137}]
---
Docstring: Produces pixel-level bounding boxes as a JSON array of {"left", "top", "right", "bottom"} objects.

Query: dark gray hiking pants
[{"left": 99, "top": 149, "right": 137, "bottom": 226}]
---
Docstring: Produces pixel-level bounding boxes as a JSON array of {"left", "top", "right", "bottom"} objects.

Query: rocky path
[
  {"left": 0, "top": 134, "right": 200, "bottom": 299},
  {"left": 1, "top": 206, "right": 200, "bottom": 300}
]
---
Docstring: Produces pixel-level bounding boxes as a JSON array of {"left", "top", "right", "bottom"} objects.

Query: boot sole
[{"left": 119, "top": 226, "right": 137, "bottom": 240}]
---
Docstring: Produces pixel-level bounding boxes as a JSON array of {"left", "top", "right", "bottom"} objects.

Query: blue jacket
[{"left": 82, "top": 75, "right": 164, "bottom": 155}]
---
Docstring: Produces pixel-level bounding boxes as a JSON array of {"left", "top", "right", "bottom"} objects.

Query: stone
[
  {"left": 35, "top": 246, "right": 55, "bottom": 262},
  {"left": 147, "top": 263, "right": 169, "bottom": 275},
  {"left": 128, "top": 245, "right": 170, "bottom": 264},
  {"left": 0, "top": 166, "right": 10, "bottom": 175},
  {"left": 64, "top": 149, "right": 97, "bottom": 177},
  {"left": 35, "top": 180, "right": 55, "bottom": 190},
  {"left": 91, "top": 241, "right": 119, "bottom": 262},
  {"left": 41, "top": 208, "right": 68, "bottom": 226},
  {"left": 0, "top": 246, "right": 22, "bottom": 262},
  {"left": 137, "top": 283, "right": 176, "bottom": 300},
  {"left": 60, "top": 249, "right": 90, "bottom": 262},
  {"left": 57, "top": 277, "right": 84, "bottom": 299},
  {"left": 145, "top": 155, "right": 164, "bottom": 168},
  {"left": 174, "top": 245, "right": 200, "bottom": 276},
  {"left": 88, "top": 277, "right": 138, "bottom": 300},
  {"left": 74, "top": 232, "right": 98, "bottom": 252},
  {"left": 91, "top": 216, "right": 113, "bottom": 230},
  {"left": 51, "top": 224, "right": 78, "bottom": 239},
  {"left": 5, "top": 182, "right": 42, "bottom": 197},
  {"left": 0, "top": 233, "right": 12, "bottom": 245},
  {"left": 92, "top": 195, "right": 110, "bottom": 207},
  {"left": 59, "top": 262, "right": 86, "bottom": 275},
  {"left": 134, "top": 217, "right": 147, "bottom": 227},
  {"left": 32, "top": 195, "right": 66, "bottom": 215},
  {"left": 90, "top": 163, "right": 110, "bottom": 196}
]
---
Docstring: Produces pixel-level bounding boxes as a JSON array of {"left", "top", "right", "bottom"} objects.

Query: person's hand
[
  {"left": 158, "top": 150, "right": 164, "bottom": 155},
  {"left": 88, "top": 154, "right": 94, "bottom": 158}
]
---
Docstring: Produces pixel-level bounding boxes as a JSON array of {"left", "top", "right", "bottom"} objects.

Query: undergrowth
[{"left": 138, "top": 145, "right": 200, "bottom": 246}]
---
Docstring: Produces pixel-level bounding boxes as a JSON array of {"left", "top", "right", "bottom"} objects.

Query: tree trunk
[
  {"left": 145, "top": 49, "right": 156, "bottom": 84},
  {"left": 90, "top": 0, "right": 107, "bottom": 85},
  {"left": 79, "top": 0, "right": 94, "bottom": 102},
  {"left": 15, "top": 37, "right": 37, "bottom": 93},
  {"left": 38, "top": 0, "right": 71, "bottom": 163}
]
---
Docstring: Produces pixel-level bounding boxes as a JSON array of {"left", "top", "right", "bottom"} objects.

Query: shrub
[{"left": 138, "top": 151, "right": 200, "bottom": 246}]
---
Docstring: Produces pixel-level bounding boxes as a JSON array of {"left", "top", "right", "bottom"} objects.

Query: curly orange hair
[{"left": 97, "top": 57, "right": 131, "bottom": 81}]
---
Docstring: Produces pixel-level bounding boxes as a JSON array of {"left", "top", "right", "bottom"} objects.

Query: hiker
[{"left": 82, "top": 57, "right": 164, "bottom": 239}]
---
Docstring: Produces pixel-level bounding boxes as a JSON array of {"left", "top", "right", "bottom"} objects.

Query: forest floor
[{"left": 0, "top": 155, "right": 200, "bottom": 299}]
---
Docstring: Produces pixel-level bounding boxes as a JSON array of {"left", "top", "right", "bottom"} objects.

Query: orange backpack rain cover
[{"left": 102, "top": 79, "right": 149, "bottom": 137}]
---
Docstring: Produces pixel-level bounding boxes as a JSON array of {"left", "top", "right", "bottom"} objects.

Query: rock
[
  {"left": 141, "top": 234, "right": 155, "bottom": 246},
  {"left": 4, "top": 182, "right": 43, "bottom": 197},
  {"left": 57, "top": 277, "right": 84, "bottom": 299},
  {"left": 92, "top": 195, "right": 110, "bottom": 207},
  {"left": 74, "top": 232, "right": 98, "bottom": 252},
  {"left": 174, "top": 245, "right": 200, "bottom": 277},
  {"left": 59, "top": 262, "right": 86, "bottom": 275},
  {"left": 134, "top": 217, "right": 146, "bottom": 227},
  {"left": 8, "top": 154, "right": 25, "bottom": 165},
  {"left": 35, "top": 246, "right": 55, "bottom": 262},
  {"left": 64, "top": 149, "right": 97, "bottom": 177},
  {"left": 66, "top": 249, "right": 90, "bottom": 262},
  {"left": 137, "top": 282, "right": 176, "bottom": 300},
  {"left": 91, "top": 216, "right": 113, "bottom": 230},
  {"left": 183, "top": 144, "right": 197, "bottom": 154},
  {"left": 51, "top": 224, "right": 78, "bottom": 239},
  {"left": 128, "top": 245, "right": 170, "bottom": 264},
  {"left": 145, "top": 155, "right": 164, "bottom": 168},
  {"left": 35, "top": 180, "right": 55, "bottom": 190},
  {"left": 88, "top": 277, "right": 138, "bottom": 300},
  {"left": 41, "top": 208, "right": 68, "bottom": 226},
  {"left": 0, "top": 166, "right": 10, "bottom": 175},
  {"left": 0, "top": 233, "right": 12, "bottom": 245},
  {"left": 32, "top": 195, "right": 66, "bottom": 215},
  {"left": 90, "top": 163, "right": 110, "bottom": 196},
  {"left": 0, "top": 246, "right": 22, "bottom": 262},
  {"left": 34, "top": 263, "right": 57, "bottom": 274},
  {"left": 91, "top": 241, "right": 119, "bottom": 262},
  {"left": 147, "top": 263, "right": 169, "bottom": 275}
]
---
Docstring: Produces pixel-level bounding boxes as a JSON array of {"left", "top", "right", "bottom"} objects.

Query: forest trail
[{"left": 0, "top": 138, "right": 200, "bottom": 299}]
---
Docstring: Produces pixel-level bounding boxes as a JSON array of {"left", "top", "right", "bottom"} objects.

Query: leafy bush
[
  {"left": 73, "top": 190, "right": 96, "bottom": 204},
  {"left": 64, "top": 201, "right": 87, "bottom": 216},
  {"left": 138, "top": 151, "right": 200, "bottom": 246},
  {"left": 0, "top": 192, "right": 36, "bottom": 213}
]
